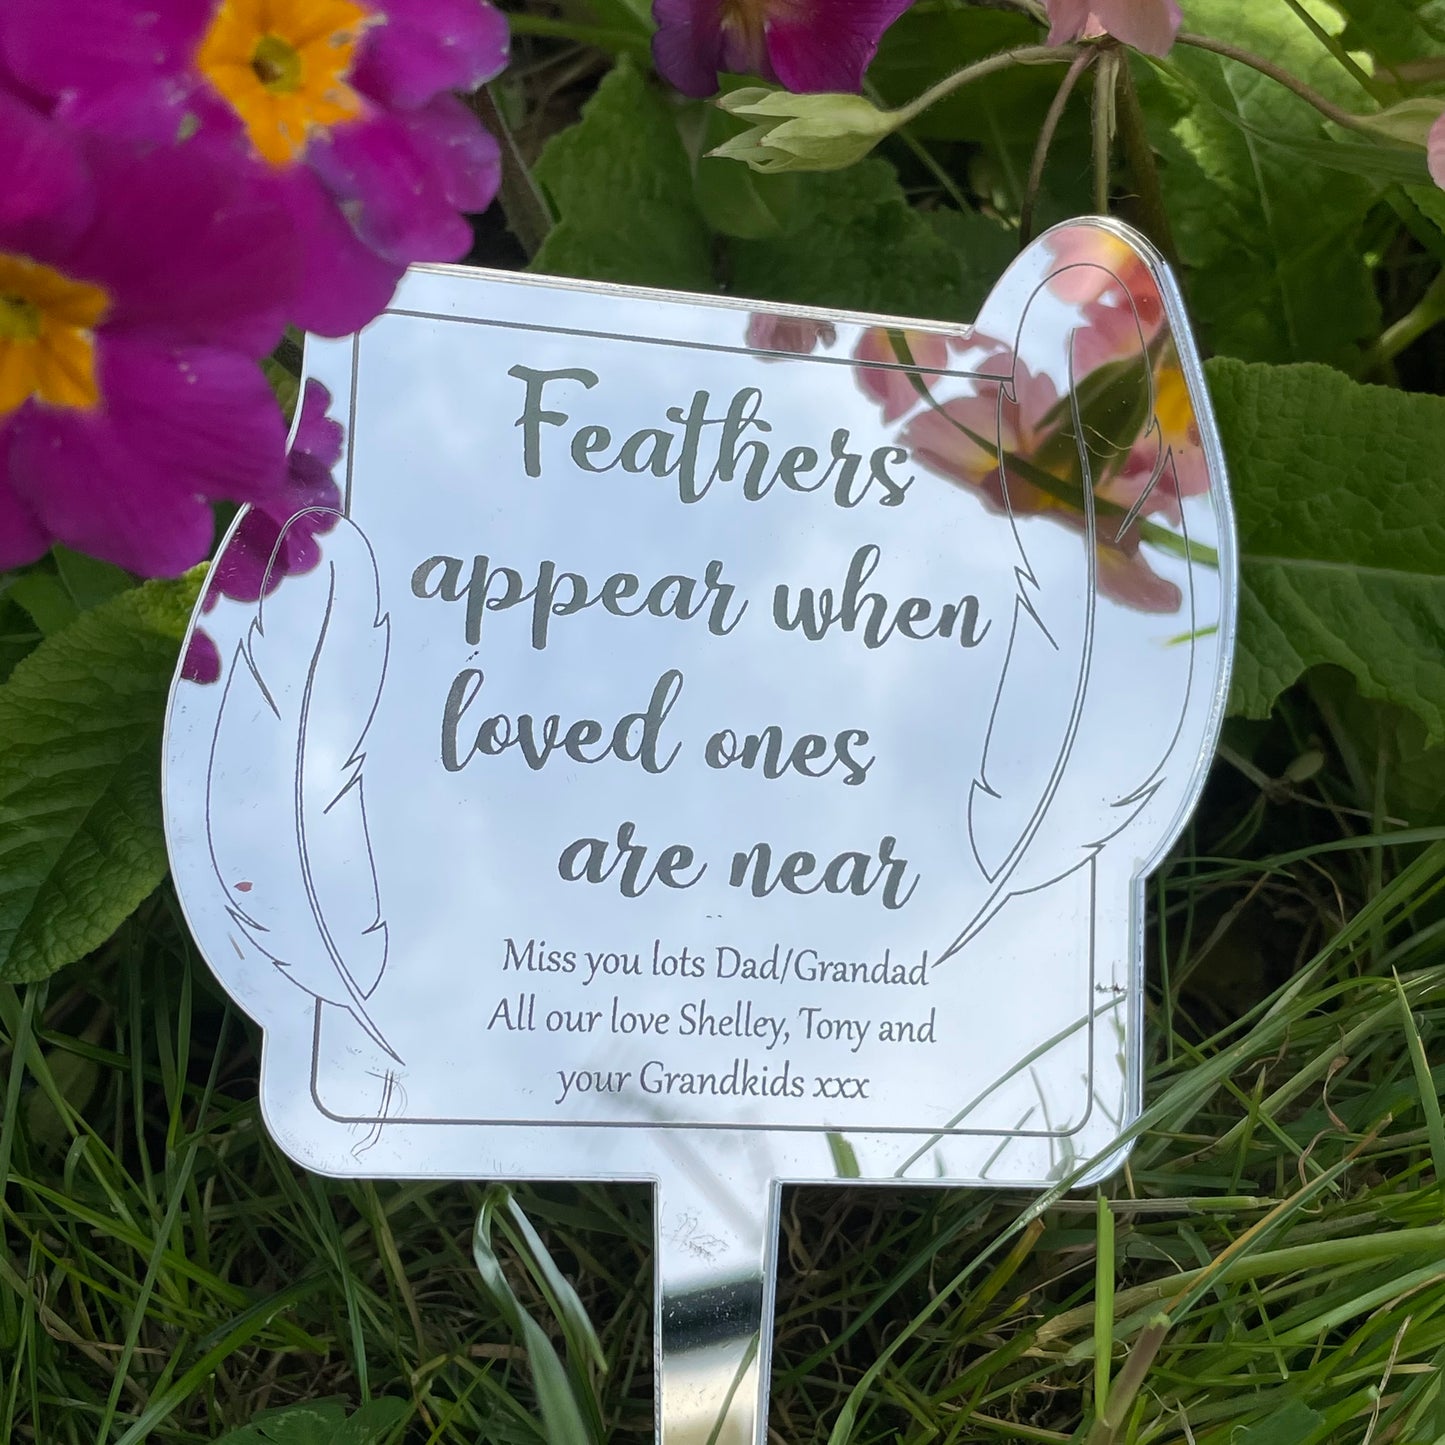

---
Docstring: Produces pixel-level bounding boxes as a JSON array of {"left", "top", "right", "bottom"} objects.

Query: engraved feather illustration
[
  {"left": 206, "top": 510, "right": 397, "bottom": 1058},
  {"left": 938, "top": 258, "right": 1200, "bottom": 962}
]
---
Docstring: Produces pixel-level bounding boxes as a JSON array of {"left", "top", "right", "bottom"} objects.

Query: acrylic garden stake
[{"left": 163, "top": 218, "right": 1236, "bottom": 1444}]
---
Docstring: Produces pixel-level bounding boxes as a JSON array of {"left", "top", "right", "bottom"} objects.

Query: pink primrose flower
[
  {"left": 653, "top": 0, "right": 913, "bottom": 98},
  {"left": 0, "top": 0, "right": 509, "bottom": 337},
  {"left": 1044, "top": 0, "right": 1182, "bottom": 57},
  {"left": 0, "top": 85, "right": 296, "bottom": 575},
  {"left": 854, "top": 327, "right": 951, "bottom": 422},
  {"left": 183, "top": 378, "right": 343, "bottom": 682}
]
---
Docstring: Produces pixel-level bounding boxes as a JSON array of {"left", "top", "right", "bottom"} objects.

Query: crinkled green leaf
[
  {"left": 729, "top": 161, "right": 1004, "bottom": 317},
  {"left": 531, "top": 56, "right": 714, "bottom": 292},
  {"left": 1157, "top": 0, "right": 1381, "bottom": 368},
  {"left": 926, "top": 208, "right": 1024, "bottom": 321},
  {"left": 0, "top": 573, "right": 199, "bottom": 982},
  {"left": 1209, "top": 357, "right": 1445, "bottom": 739}
]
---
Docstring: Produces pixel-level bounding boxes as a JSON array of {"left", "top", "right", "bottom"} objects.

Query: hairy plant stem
[
  {"left": 469, "top": 85, "right": 553, "bottom": 261},
  {"left": 1175, "top": 31, "right": 1378, "bottom": 134},
  {"left": 896, "top": 44, "right": 1081, "bottom": 127},
  {"left": 1021, "top": 48, "right": 1096, "bottom": 245},
  {"left": 1114, "top": 54, "right": 1178, "bottom": 267},
  {"left": 1092, "top": 49, "right": 1119, "bottom": 215}
]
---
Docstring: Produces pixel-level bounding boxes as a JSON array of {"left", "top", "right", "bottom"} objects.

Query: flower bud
[
  {"left": 1354, "top": 97, "right": 1445, "bottom": 148},
  {"left": 710, "top": 88, "right": 898, "bottom": 173}
]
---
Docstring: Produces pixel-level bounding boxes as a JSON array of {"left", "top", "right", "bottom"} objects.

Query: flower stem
[
  {"left": 1174, "top": 31, "right": 1377, "bottom": 133},
  {"left": 896, "top": 44, "right": 1081, "bottom": 127},
  {"left": 1114, "top": 55, "right": 1178, "bottom": 267},
  {"left": 1092, "top": 49, "right": 1119, "bottom": 214},
  {"left": 469, "top": 85, "right": 553, "bottom": 261},
  {"left": 1021, "top": 49, "right": 1096, "bottom": 245},
  {"left": 1364, "top": 270, "right": 1445, "bottom": 371}
]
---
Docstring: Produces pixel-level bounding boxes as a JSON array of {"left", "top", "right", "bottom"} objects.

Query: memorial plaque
[{"left": 164, "top": 218, "right": 1235, "bottom": 1443}]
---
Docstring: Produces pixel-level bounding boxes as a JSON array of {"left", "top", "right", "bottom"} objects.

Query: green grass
[{"left": 5, "top": 681, "right": 1445, "bottom": 1444}]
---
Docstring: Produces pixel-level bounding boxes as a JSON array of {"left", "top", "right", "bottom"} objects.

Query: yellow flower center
[
  {"left": 0, "top": 254, "right": 108, "bottom": 419},
  {"left": 197, "top": 0, "right": 371, "bottom": 167}
]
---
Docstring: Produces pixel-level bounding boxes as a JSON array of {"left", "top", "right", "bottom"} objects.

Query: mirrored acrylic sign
[{"left": 164, "top": 218, "right": 1236, "bottom": 1445}]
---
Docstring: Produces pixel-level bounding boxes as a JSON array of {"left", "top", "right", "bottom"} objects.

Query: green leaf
[
  {"left": 7, "top": 571, "right": 78, "bottom": 637},
  {"left": 0, "top": 573, "right": 200, "bottom": 982},
  {"left": 925, "top": 208, "right": 1022, "bottom": 321},
  {"left": 0, "top": 596, "right": 41, "bottom": 684},
  {"left": 1156, "top": 1, "right": 1382, "bottom": 368},
  {"left": 332, "top": 1399, "right": 411, "bottom": 1445},
  {"left": 214, "top": 1398, "right": 408, "bottom": 1445},
  {"left": 1311, "top": 669, "right": 1445, "bottom": 826},
  {"left": 531, "top": 56, "right": 715, "bottom": 292},
  {"left": 1230, "top": 1398, "right": 1327, "bottom": 1445},
  {"left": 870, "top": 9, "right": 1065, "bottom": 145},
  {"left": 55, "top": 547, "right": 133, "bottom": 611},
  {"left": 729, "top": 162, "right": 1004, "bottom": 317},
  {"left": 1330, "top": 0, "right": 1445, "bottom": 65},
  {"left": 1209, "top": 357, "right": 1445, "bottom": 740}
]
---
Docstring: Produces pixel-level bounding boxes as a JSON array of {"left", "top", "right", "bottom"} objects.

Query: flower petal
[
  {"left": 292, "top": 379, "right": 344, "bottom": 471},
  {"left": 1096, "top": 542, "right": 1181, "bottom": 612},
  {"left": 746, "top": 314, "right": 837, "bottom": 354},
  {"left": 7, "top": 335, "right": 288, "bottom": 576},
  {"left": 305, "top": 109, "right": 475, "bottom": 263},
  {"left": 1, "top": 0, "right": 210, "bottom": 102},
  {"left": 0, "top": 85, "right": 94, "bottom": 256},
  {"left": 1043, "top": 0, "right": 1093, "bottom": 45},
  {"left": 274, "top": 166, "right": 404, "bottom": 337},
  {"left": 0, "top": 443, "right": 52, "bottom": 569},
  {"left": 767, "top": 0, "right": 913, "bottom": 92},
  {"left": 395, "top": 93, "right": 501, "bottom": 214},
  {"left": 182, "top": 627, "right": 222, "bottom": 683},
  {"left": 62, "top": 138, "right": 295, "bottom": 356},
  {"left": 855, "top": 328, "right": 949, "bottom": 422},
  {"left": 651, "top": 0, "right": 729, "bottom": 98},
  {"left": 1090, "top": 0, "right": 1182, "bottom": 56},
  {"left": 352, "top": 0, "right": 509, "bottom": 109}
]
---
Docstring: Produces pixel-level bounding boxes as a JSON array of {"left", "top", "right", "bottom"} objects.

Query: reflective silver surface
[{"left": 164, "top": 218, "right": 1236, "bottom": 1444}]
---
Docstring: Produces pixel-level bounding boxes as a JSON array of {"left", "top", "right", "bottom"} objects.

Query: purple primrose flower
[
  {"left": 0, "top": 85, "right": 295, "bottom": 575},
  {"left": 652, "top": 0, "right": 913, "bottom": 98},
  {"left": 0, "top": 0, "right": 510, "bottom": 336}
]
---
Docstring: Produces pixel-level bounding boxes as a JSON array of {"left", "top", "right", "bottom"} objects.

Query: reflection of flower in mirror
[
  {"left": 902, "top": 361, "right": 1189, "bottom": 614},
  {"left": 854, "top": 327, "right": 951, "bottom": 422},
  {"left": 745, "top": 313, "right": 837, "bottom": 355},
  {"left": 183, "top": 380, "right": 343, "bottom": 683},
  {"left": 893, "top": 264, "right": 1209, "bottom": 615}
]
